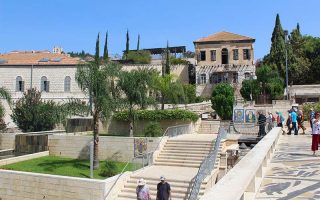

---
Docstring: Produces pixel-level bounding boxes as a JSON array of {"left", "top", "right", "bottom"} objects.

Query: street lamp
[{"left": 284, "top": 30, "right": 289, "bottom": 100}]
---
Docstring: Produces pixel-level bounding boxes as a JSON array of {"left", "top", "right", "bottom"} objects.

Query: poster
[
  {"left": 134, "top": 138, "right": 148, "bottom": 156},
  {"left": 233, "top": 109, "right": 244, "bottom": 123},
  {"left": 245, "top": 109, "right": 256, "bottom": 123}
]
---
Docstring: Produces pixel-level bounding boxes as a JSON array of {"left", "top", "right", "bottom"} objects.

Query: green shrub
[
  {"left": 144, "top": 122, "right": 163, "bottom": 137},
  {"left": 183, "top": 84, "right": 196, "bottom": 103},
  {"left": 113, "top": 109, "right": 199, "bottom": 122},
  {"left": 126, "top": 50, "right": 151, "bottom": 64},
  {"left": 99, "top": 160, "right": 118, "bottom": 177},
  {"left": 170, "top": 57, "right": 189, "bottom": 65},
  {"left": 211, "top": 83, "right": 234, "bottom": 120}
]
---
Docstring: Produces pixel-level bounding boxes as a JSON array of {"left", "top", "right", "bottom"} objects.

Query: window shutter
[
  {"left": 47, "top": 81, "right": 50, "bottom": 92},
  {"left": 21, "top": 81, "right": 25, "bottom": 92}
]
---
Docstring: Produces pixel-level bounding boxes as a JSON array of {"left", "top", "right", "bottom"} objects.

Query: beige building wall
[{"left": 194, "top": 42, "right": 254, "bottom": 66}]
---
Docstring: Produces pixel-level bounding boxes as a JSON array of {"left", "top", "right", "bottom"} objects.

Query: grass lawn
[{"left": 0, "top": 156, "right": 138, "bottom": 180}]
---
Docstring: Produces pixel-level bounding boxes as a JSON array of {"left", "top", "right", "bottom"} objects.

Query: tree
[
  {"left": 126, "top": 50, "right": 151, "bottom": 64},
  {"left": 264, "top": 14, "right": 286, "bottom": 80},
  {"left": 183, "top": 84, "right": 197, "bottom": 103},
  {"left": 76, "top": 34, "right": 122, "bottom": 169},
  {"left": 0, "top": 87, "right": 12, "bottom": 131},
  {"left": 125, "top": 29, "right": 130, "bottom": 59},
  {"left": 95, "top": 33, "right": 100, "bottom": 64},
  {"left": 240, "top": 79, "right": 261, "bottom": 101},
  {"left": 117, "top": 68, "right": 158, "bottom": 136},
  {"left": 11, "top": 89, "right": 60, "bottom": 132},
  {"left": 165, "top": 42, "right": 170, "bottom": 75},
  {"left": 211, "top": 83, "right": 234, "bottom": 120},
  {"left": 137, "top": 34, "right": 140, "bottom": 50},
  {"left": 103, "top": 31, "right": 109, "bottom": 62}
]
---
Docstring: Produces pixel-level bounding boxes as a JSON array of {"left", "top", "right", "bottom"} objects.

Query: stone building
[
  {"left": 194, "top": 31, "right": 256, "bottom": 97},
  {"left": 289, "top": 84, "right": 320, "bottom": 104},
  {"left": 0, "top": 51, "right": 87, "bottom": 126}
]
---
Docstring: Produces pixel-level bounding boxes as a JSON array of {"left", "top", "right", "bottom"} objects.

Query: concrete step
[
  {"left": 155, "top": 158, "right": 203, "bottom": 164},
  {"left": 159, "top": 152, "right": 209, "bottom": 157},
  {"left": 161, "top": 149, "right": 210, "bottom": 155},
  {"left": 164, "top": 143, "right": 213, "bottom": 148},
  {"left": 154, "top": 161, "right": 201, "bottom": 168},
  {"left": 118, "top": 191, "right": 187, "bottom": 199},
  {"left": 163, "top": 146, "right": 212, "bottom": 152},
  {"left": 157, "top": 155, "right": 206, "bottom": 161},
  {"left": 166, "top": 140, "right": 213, "bottom": 145}
]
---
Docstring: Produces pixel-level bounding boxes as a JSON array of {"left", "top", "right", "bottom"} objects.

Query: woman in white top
[{"left": 311, "top": 112, "right": 320, "bottom": 156}]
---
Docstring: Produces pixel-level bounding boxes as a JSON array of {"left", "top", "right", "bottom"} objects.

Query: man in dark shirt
[
  {"left": 156, "top": 176, "right": 171, "bottom": 200},
  {"left": 258, "top": 111, "right": 266, "bottom": 137}
]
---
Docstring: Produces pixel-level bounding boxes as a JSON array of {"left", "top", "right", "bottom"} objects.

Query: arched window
[
  {"left": 41, "top": 76, "right": 49, "bottom": 92},
  {"left": 64, "top": 76, "right": 71, "bottom": 92},
  {"left": 221, "top": 48, "right": 229, "bottom": 64},
  {"left": 16, "top": 76, "right": 24, "bottom": 92}
]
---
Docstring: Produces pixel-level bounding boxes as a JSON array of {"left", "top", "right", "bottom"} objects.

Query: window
[
  {"left": 200, "top": 74, "right": 207, "bottom": 84},
  {"left": 244, "top": 72, "right": 251, "bottom": 80},
  {"left": 41, "top": 76, "right": 49, "bottom": 92},
  {"left": 221, "top": 48, "right": 228, "bottom": 64},
  {"left": 210, "top": 73, "right": 219, "bottom": 84},
  {"left": 200, "top": 51, "right": 206, "bottom": 61},
  {"left": 16, "top": 76, "right": 24, "bottom": 92},
  {"left": 210, "top": 50, "right": 216, "bottom": 61},
  {"left": 64, "top": 76, "right": 71, "bottom": 92},
  {"left": 243, "top": 49, "right": 251, "bottom": 60},
  {"left": 233, "top": 49, "right": 239, "bottom": 60},
  {"left": 233, "top": 73, "right": 238, "bottom": 83}
]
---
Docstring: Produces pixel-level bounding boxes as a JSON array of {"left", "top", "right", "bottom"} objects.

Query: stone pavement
[{"left": 256, "top": 134, "right": 320, "bottom": 199}]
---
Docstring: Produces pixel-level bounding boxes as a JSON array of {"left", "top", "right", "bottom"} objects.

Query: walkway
[{"left": 256, "top": 134, "right": 320, "bottom": 199}]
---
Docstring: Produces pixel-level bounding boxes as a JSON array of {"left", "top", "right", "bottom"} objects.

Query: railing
[
  {"left": 188, "top": 127, "right": 227, "bottom": 200},
  {"left": 224, "top": 119, "right": 273, "bottom": 135},
  {"left": 104, "top": 124, "right": 192, "bottom": 200}
]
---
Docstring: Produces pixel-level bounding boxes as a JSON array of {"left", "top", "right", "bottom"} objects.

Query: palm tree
[
  {"left": 0, "top": 87, "right": 12, "bottom": 130},
  {"left": 76, "top": 61, "right": 121, "bottom": 169}
]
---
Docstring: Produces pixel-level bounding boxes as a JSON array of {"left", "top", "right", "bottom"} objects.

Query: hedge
[{"left": 113, "top": 109, "right": 199, "bottom": 122}]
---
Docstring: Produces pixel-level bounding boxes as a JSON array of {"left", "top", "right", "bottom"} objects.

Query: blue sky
[{"left": 0, "top": 0, "right": 319, "bottom": 60}]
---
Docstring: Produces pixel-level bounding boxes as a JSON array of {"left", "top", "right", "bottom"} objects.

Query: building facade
[
  {"left": 194, "top": 31, "right": 256, "bottom": 97},
  {"left": 0, "top": 51, "right": 87, "bottom": 126}
]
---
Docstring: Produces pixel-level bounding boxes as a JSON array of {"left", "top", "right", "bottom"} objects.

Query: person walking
[
  {"left": 267, "top": 112, "right": 273, "bottom": 132},
  {"left": 309, "top": 108, "right": 315, "bottom": 132},
  {"left": 258, "top": 111, "right": 266, "bottom": 137},
  {"left": 276, "top": 111, "right": 285, "bottom": 134},
  {"left": 156, "top": 176, "right": 171, "bottom": 200},
  {"left": 286, "top": 110, "right": 292, "bottom": 135},
  {"left": 297, "top": 110, "right": 306, "bottom": 134},
  {"left": 291, "top": 109, "right": 298, "bottom": 135},
  {"left": 311, "top": 112, "right": 320, "bottom": 156},
  {"left": 136, "top": 178, "right": 151, "bottom": 200}
]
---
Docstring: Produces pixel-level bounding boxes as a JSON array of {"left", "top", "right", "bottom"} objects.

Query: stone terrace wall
[
  {"left": 0, "top": 133, "right": 15, "bottom": 150},
  {"left": 49, "top": 135, "right": 161, "bottom": 162},
  {"left": 0, "top": 170, "right": 107, "bottom": 200}
]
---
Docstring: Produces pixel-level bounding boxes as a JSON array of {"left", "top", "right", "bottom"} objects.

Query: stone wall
[
  {"left": 48, "top": 135, "right": 161, "bottom": 162},
  {"left": 0, "top": 169, "right": 107, "bottom": 200},
  {"left": 0, "top": 133, "right": 15, "bottom": 150}
]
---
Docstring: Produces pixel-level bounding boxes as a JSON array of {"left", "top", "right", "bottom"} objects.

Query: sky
[{"left": 0, "top": 0, "right": 319, "bottom": 60}]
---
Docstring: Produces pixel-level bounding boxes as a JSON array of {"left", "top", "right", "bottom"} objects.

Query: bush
[
  {"left": 144, "top": 122, "right": 163, "bottom": 137},
  {"left": 11, "top": 89, "right": 61, "bottom": 132},
  {"left": 126, "top": 50, "right": 151, "bottom": 64},
  {"left": 113, "top": 109, "right": 199, "bottom": 122},
  {"left": 99, "top": 160, "right": 118, "bottom": 177},
  {"left": 183, "top": 84, "right": 197, "bottom": 103},
  {"left": 170, "top": 57, "right": 189, "bottom": 65},
  {"left": 211, "top": 83, "right": 234, "bottom": 120}
]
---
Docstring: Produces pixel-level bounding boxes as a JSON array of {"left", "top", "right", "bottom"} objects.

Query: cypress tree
[
  {"left": 165, "top": 41, "right": 170, "bottom": 74},
  {"left": 268, "top": 14, "right": 286, "bottom": 79},
  {"left": 137, "top": 34, "right": 140, "bottom": 50},
  {"left": 103, "top": 31, "right": 109, "bottom": 62},
  {"left": 95, "top": 33, "right": 100, "bottom": 64},
  {"left": 125, "top": 29, "right": 129, "bottom": 59}
]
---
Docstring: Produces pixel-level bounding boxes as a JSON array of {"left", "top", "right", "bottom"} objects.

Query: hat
[
  {"left": 160, "top": 176, "right": 165, "bottom": 181},
  {"left": 137, "top": 178, "right": 146, "bottom": 186}
]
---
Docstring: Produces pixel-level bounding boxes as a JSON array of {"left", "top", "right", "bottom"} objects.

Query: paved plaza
[{"left": 256, "top": 134, "right": 320, "bottom": 199}]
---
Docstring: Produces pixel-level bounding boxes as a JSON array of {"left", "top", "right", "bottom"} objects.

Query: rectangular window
[
  {"left": 210, "top": 50, "right": 216, "bottom": 61},
  {"left": 43, "top": 81, "right": 50, "bottom": 92},
  {"left": 18, "top": 81, "right": 24, "bottom": 92},
  {"left": 233, "top": 49, "right": 239, "bottom": 60},
  {"left": 200, "top": 74, "right": 207, "bottom": 84},
  {"left": 200, "top": 51, "right": 206, "bottom": 61},
  {"left": 243, "top": 49, "right": 251, "bottom": 60}
]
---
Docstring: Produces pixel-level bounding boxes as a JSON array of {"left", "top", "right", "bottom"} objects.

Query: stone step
[
  {"left": 163, "top": 146, "right": 212, "bottom": 152},
  {"left": 164, "top": 143, "right": 213, "bottom": 148},
  {"left": 155, "top": 158, "right": 203, "bottom": 164},
  {"left": 159, "top": 151, "right": 209, "bottom": 157},
  {"left": 161, "top": 149, "right": 210, "bottom": 154},
  {"left": 154, "top": 161, "right": 201, "bottom": 168},
  {"left": 157, "top": 155, "right": 206, "bottom": 161},
  {"left": 118, "top": 191, "right": 187, "bottom": 199},
  {"left": 166, "top": 140, "right": 213, "bottom": 145}
]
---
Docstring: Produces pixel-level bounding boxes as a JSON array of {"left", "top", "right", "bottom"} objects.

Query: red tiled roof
[
  {"left": 195, "top": 31, "right": 255, "bottom": 43},
  {"left": 0, "top": 51, "right": 82, "bottom": 65}
]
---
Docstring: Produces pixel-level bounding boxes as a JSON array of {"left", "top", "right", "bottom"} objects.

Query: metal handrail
[
  {"left": 104, "top": 123, "right": 192, "bottom": 200},
  {"left": 188, "top": 127, "right": 227, "bottom": 200}
]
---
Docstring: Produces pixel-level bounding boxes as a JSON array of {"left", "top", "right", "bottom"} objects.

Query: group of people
[{"left": 136, "top": 176, "right": 171, "bottom": 200}]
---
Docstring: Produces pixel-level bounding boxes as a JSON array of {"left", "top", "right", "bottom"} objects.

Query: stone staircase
[
  {"left": 198, "top": 120, "right": 220, "bottom": 134},
  {"left": 116, "top": 134, "right": 217, "bottom": 200}
]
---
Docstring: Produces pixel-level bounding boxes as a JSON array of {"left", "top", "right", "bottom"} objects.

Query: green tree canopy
[
  {"left": 211, "top": 83, "right": 234, "bottom": 120},
  {"left": 126, "top": 50, "right": 151, "bottom": 64}
]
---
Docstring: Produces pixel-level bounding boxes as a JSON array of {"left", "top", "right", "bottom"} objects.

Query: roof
[
  {"left": 194, "top": 31, "right": 255, "bottom": 43},
  {"left": 0, "top": 51, "right": 82, "bottom": 66},
  {"left": 128, "top": 46, "right": 186, "bottom": 55}
]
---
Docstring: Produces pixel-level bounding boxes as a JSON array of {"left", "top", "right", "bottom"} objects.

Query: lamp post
[{"left": 284, "top": 30, "right": 289, "bottom": 100}]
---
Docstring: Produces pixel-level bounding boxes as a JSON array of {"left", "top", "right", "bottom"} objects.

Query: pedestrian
[
  {"left": 258, "top": 111, "right": 266, "bottom": 137},
  {"left": 290, "top": 109, "right": 298, "bottom": 135},
  {"left": 309, "top": 108, "right": 315, "bottom": 132},
  {"left": 276, "top": 111, "right": 285, "bottom": 134},
  {"left": 136, "top": 178, "right": 151, "bottom": 200},
  {"left": 267, "top": 112, "right": 273, "bottom": 132},
  {"left": 297, "top": 110, "right": 306, "bottom": 134},
  {"left": 286, "top": 110, "right": 292, "bottom": 135},
  {"left": 156, "top": 176, "right": 171, "bottom": 200},
  {"left": 311, "top": 112, "right": 320, "bottom": 156}
]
